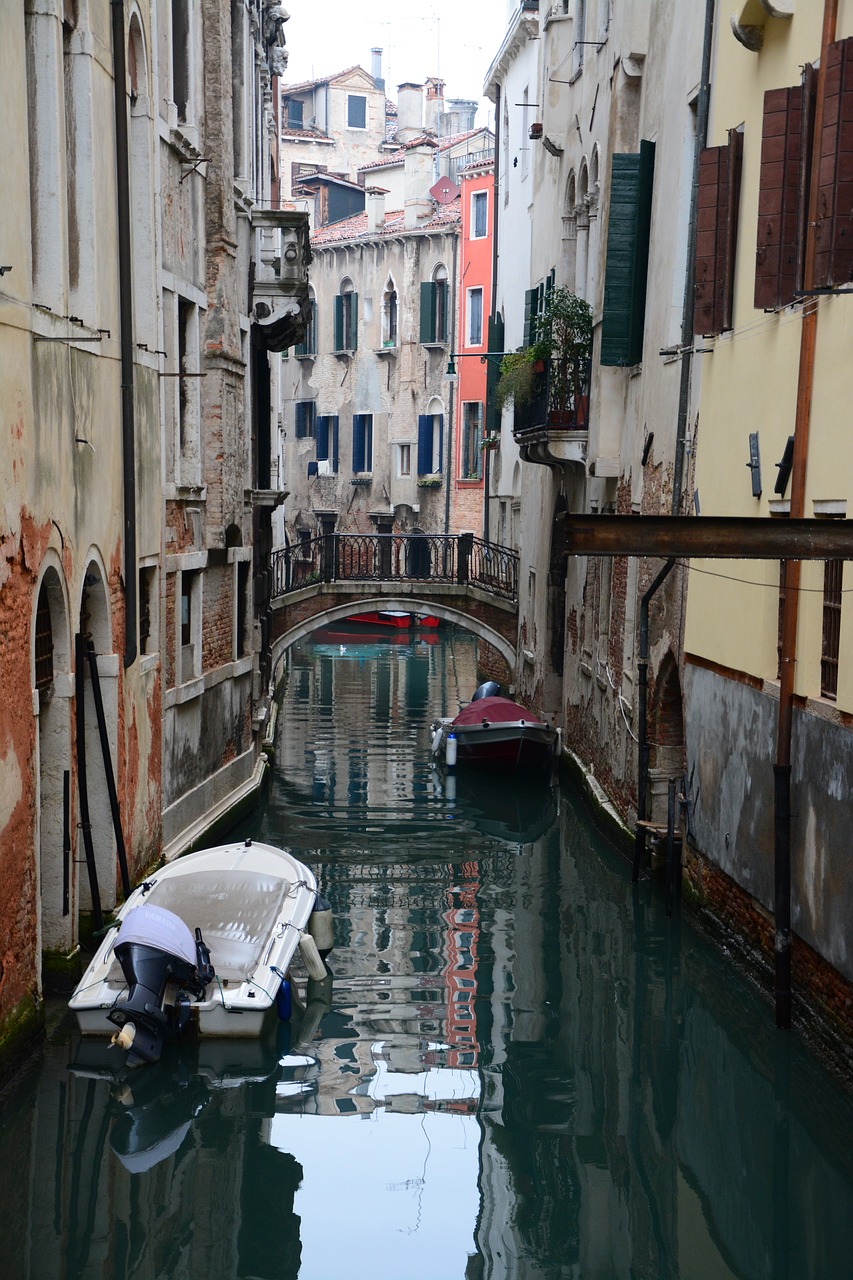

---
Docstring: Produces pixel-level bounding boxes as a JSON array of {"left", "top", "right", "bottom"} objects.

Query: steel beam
[{"left": 565, "top": 515, "right": 853, "bottom": 559}]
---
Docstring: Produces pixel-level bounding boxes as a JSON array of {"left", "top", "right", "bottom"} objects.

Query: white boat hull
[{"left": 69, "top": 840, "right": 320, "bottom": 1040}]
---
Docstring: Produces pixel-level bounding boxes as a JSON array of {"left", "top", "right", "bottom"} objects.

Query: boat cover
[
  {"left": 115, "top": 905, "right": 198, "bottom": 967},
  {"left": 452, "top": 696, "right": 546, "bottom": 728},
  {"left": 110, "top": 871, "right": 292, "bottom": 983}
]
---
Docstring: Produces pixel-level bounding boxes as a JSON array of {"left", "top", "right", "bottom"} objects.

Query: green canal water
[{"left": 3, "top": 626, "right": 853, "bottom": 1279}]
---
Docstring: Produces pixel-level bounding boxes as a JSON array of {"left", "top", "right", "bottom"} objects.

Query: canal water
[{"left": 3, "top": 625, "right": 853, "bottom": 1280}]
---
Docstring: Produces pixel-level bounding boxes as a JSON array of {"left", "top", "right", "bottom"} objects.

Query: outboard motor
[
  {"left": 471, "top": 680, "right": 500, "bottom": 702},
  {"left": 107, "top": 905, "right": 214, "bottom": 1067}
]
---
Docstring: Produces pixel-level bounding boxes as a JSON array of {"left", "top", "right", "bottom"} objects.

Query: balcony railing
[
  {"left": 272, "top": 533, "right": 518, "bottom": 603},
  {"left": 513, "top": 356, "right": 590, "bottom": 437}
]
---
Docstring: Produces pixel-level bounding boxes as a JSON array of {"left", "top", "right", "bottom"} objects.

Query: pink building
[{"left": 450, "top": 160, "right": 495, "bottom": 536}]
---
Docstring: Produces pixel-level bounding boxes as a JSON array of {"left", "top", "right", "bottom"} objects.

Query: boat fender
[
  {"left": 308, "top": 898, "right": 335, "bottom": 959},
  {"left": 446, "top": 731, "right": 458, "bottom": 769},
  {"left": 271, "top": 965, "right": 293, "bottom": 1021},
  {"left": 111, "top": 1021, "right": 136, "bottom": 1052},
  {"left": 299, "top": 931, "right": 328, "bottom": 981},
  {"left": 431, "top": 726, "right": 444, "bottom": 756}
]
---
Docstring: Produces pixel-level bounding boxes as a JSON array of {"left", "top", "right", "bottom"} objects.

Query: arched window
[
  {"left": 334, "top": 277, "right": 358, "bottom": 352},
  {"left": 381, "top": 276, "right": 398, "bottom": 347},
  {"left": 420, "top": 264, "right": 449, "bottom": 345}
]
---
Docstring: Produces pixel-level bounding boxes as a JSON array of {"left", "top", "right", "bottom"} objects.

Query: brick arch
[
  {"left": 270, "top": 591, "right": 518, "bottom": 680},
  {"left": 650, "top": 652, "right": 685, "bottom": 776}
]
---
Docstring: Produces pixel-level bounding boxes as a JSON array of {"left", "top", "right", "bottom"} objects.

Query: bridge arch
[{"left": 270, "top": 593, "right": 517, "bottom": 681}]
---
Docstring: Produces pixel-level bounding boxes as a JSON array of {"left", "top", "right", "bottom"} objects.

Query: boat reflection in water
[{"left": 431, "top": 763, "right": 560, "bottom": 851}]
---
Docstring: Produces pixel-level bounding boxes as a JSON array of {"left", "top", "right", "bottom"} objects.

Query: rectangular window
[
  {"left": 179, "top": 569, "right": 200, "bottom": 683},
  {"left": 472, "top": 190, "right": 488, "bottom": 239},
  {"left": 352, "top": 414, "right": 373, "bottom": 473},
  {"left": 347, "top": 94, "right": 367, "bottom": 129},
  {"left": 460, "top": 403, "right": 484, "bottom": 480},
  {"left": 601, "top": 140, "right": 656, "bottom": 365},
  {"left": 821, "top": 559, "right": 843, "bottom": 700},
  {"left": 417, "top": 414, "right": 443, "bottom": 475},
  {"left": 316, "top": 415, "right": 339, "bottom": 472},
  {"left": 171, "top": 0, "right": 190, "bottom": 123},
  {"left": 295, "top": 401, "right": 316, "bottom": 439},
  {"left": 467, "top": 287, "right": 483, "bottom": 346},
  {"left": 236, "top": 560, "right": 249, "bottom": 660},
  {"left": 284, "top": 97, "right": 303, "bottom": 129},
  {"left": 398, "top": 443, "right": 412, "bottom": 477},
  {"left": 139, "top": 566, "right": 158, "bottom": 656},
  {"left": 693, "top": 130, "right": 743, "bottom": 336}
]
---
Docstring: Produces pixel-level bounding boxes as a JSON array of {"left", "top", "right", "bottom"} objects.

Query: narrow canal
[{"left": 3, "top": 625, "right": 853, "bottom": 1280}]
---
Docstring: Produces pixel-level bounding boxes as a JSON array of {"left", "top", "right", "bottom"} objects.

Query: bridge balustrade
[{"left": 271, "top": 534, "right": 518, "bottom": 603}]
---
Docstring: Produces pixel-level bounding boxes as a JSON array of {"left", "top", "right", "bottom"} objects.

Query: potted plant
[
  {"left": 542, "top": 287, "right": 592, "bottom": 426},
  {"left": 494, "top": 340, "right": 550, "bottom": 411}
]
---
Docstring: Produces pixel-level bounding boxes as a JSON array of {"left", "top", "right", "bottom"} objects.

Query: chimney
[
  {"left": 404, "top": 143, "right": 435, "bottom": 229},
  {"left": 396, "top": 82, "right": 424, "bottom": 143},
  {"left": 365, "top": 187, "right": 387, "bottom": 233},
  {"left": 424, "top": 77, "right": 445, "bottom": 135},
  {"left": 371, "top": 47, "right": 384, "bottom": 91}
]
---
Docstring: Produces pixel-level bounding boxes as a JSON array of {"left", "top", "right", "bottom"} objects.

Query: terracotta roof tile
[{"left": 310, "top": 197, "right": 460, "bottom": 247}]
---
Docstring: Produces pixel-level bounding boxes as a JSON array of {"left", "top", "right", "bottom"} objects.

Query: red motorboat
[
  {"left": 431, "top": 684, "right": 559, "bottom": 773},
  {"left": 346, "top": 610, "right": 412, "bottom": 629}
]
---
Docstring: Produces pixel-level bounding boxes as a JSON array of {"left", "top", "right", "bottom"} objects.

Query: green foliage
[{"left": 495, "top": 288, "right": 592, "bottom": 416}]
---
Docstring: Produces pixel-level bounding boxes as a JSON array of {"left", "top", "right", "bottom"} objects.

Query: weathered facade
[{"left": 0, "top": 0, "right": 308, "bottom": 1074}]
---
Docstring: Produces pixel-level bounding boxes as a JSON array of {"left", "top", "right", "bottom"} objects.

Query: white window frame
[{"left": 471, "top": 190, "right": 488, "bottom": 239}]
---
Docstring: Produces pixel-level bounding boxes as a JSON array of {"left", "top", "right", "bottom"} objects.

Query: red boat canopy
[{"left": 452, "top": 696, "right": 546, "bottom": 728}]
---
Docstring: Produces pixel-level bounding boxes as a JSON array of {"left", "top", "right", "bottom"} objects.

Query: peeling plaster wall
[{"left": 685, "top": 663, "right": 853, "bottom": 985}]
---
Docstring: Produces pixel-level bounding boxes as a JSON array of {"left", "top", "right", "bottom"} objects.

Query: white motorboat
[{"left": 69, "top": 839, "right": 332, "bottom": 1066}]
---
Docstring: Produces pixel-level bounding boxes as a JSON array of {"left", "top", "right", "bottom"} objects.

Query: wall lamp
[{"left": 444, "top": 351, "right": 507, "bottom": 380}]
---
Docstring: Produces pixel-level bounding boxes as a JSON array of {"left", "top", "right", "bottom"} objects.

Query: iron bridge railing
[{"left": 271, "top": 533, "right": 519, "bottom": 603}]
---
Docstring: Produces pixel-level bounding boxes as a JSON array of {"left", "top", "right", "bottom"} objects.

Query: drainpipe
[
  {"left": 111, "top": 0, "right": 138, "bottom": 668},
  {"left": 484, "top": 85, "right": 501, "bottom": 546},
  {"left": 774, "top": 0, "right": 838, "bottom": 1030},
  {"left": 444, "top": 230, "right": 460, "bottom": 535},
  {"left": 633, "top": 558, "right": 676, "bottom": 883},
  {"left": 672, "top": 0, "right": 715, "bottom": 516}
]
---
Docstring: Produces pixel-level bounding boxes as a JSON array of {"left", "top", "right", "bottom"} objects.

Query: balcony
[{"left": 511, "top": 357, "right": 589, "bottom": 468}]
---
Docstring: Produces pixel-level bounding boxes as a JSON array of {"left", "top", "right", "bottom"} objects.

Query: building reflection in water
[{"left": 3, "top": 628, "right": 852, "bottom": 1280}]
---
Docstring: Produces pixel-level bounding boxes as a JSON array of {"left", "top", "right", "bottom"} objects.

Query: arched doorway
[
  {"left": 649, "top": 652, "right": 685, "bottom": 824},
  {"left": 77, "top": 556, "right": 119, "bottom": 917},
  {"left": 34, "top": 562, "right": 73, "bottom": 958}
]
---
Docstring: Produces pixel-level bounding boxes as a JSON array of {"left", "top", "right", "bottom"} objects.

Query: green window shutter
[
  {"left": 349, "top": 293, "right": 359, "bottom": 350},
  {"left": 334, "top": 295, "right": 344, "bottom": 351},
  {"left": 420, "top": 281, "right": 437, "bottom": 342},
  {"left": 601, "top": 140, "right": 656, "bottom": 366},
  {"left": 522, "top": 288, "right": 536, "bottom": 347}
]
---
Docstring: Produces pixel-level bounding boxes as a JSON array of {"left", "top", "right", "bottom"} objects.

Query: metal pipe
[
  {"left": 444, "top": 230, "right": 459, "bottom": 536},
  {"left": 773, "top": 0, "right": 838, "bottom": 1030},
  {"left": 111, "top": 0, "right": 137, "bottom": 668},
  {"left": 62, "top": 769, "right": 70, "bottom": 917},
  {"left": 74, "top": 633, "right": 103, "bottom": 933},
  {"left": 633, "top": 558, "right": 676, "bottom": 883},
  {"left": 86, "top": 640, "right": 131, "bottom": 899},
  {"left": 672, "top": 0, "right": 715, "bottom": 516}
]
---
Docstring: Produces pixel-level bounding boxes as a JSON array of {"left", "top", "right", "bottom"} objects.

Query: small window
[
  {"left": 417, "top": 414, "right": 443, "bottom": 475},
  {"left": 284, "top": 97, "right": 303, "bottom": 129},
  {"left": 295, "top": 401, "right": 316, "bottom": 439},
  {"left": 821, "top": 559, "right": 843, "bottom": 700},
  {"left": 471, "top": 190, "right": 488, "bottom": 239},
  {"left": 382, "top": 280, "right": 398, "bottom": 347},
  {"left": 139, "top": 566, "right": 158, "bottom": 655},
  {"left": 353, "top": 414, "right": 373, "bottom": 473},
  {"left": 419, "top": 268, "right": 449, "bottom": 344},
  {"left": 398, "top": 443, "right": 411, "bottom": 478},
  {"left": 171, "top": 0, "right": 190, "bottom": 123},
  {"left": 347, "top": 94, "right": 367, "bottom": 129},
  {"left": 316, "top": 415, "right": 339, "bottom": 472},
  {"left": 460, "top": 403, "right": 484, "bottom": 480},
  {"left": 467, "top": 287, "right": 483, "bottom": 346},
  {"left": 295, "top": 297, "right": 316, "bottom": 355},
  {"left": 179, "top": 569, "right": 200, "bottom": 682}
]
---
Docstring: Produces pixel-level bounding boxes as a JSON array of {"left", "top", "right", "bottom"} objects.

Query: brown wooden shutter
[
  {"left": 814, "top": 36, "right": 853, "bottom": 288},
  {"left": 755, "top": 87, "right": 805, "bottom": 309},
  {"left": 694, "top": 130, "right": 743, "bottom": 334}
]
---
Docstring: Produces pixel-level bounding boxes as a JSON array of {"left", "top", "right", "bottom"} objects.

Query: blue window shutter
[
  {"left": 601, "top": 140, "right": 656, "bottom": 366},
  {"left": 316, "top": 415, "right": 329, "bottom": 461},
  {"left": 332, "top": 417, "right": 339, "bottom": 473},
  {"left": 420, "top": 282, "right": 436, "bottom": 343},
  {"left": 334, "top": 295, "right": 344, "bottom": 351},
  {"left": 437, "top": 415, "right": 444, "bottom": 472},
  {"left": 352, "top": 415, "right": 364, "bottom": 473},
  {"left": 295, "top": 402, "right": 307, "bottom": 438},
  {"left": 365, "top": 416, "right": 373, "bottom": 471},
  {"left": 417, "top": 415, "right": 432, "bottom": 475}
]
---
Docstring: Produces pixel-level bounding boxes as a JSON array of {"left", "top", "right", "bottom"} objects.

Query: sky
[{"left": 281, "top": 0, "right": 509, "bottom": 127}]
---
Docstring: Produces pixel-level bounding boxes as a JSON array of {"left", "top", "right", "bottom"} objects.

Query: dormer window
[{"left": 347, "top": 94, "right": 367, "bottom": 129}]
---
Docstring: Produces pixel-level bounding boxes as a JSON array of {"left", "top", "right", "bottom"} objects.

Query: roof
[
  {"left": 282, "top": 65, "right": 377, "bottom": 96},
  {"left": 310, "top": 197, "right": 461, "bottom": 247},
  {"left": 357, "top": 129, "right": 490, "bottom": 174}
]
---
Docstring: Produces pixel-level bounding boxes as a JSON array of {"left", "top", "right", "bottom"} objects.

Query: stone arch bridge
[{"left": 269, "top": 533, "right": 519, "bottom": 674}]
